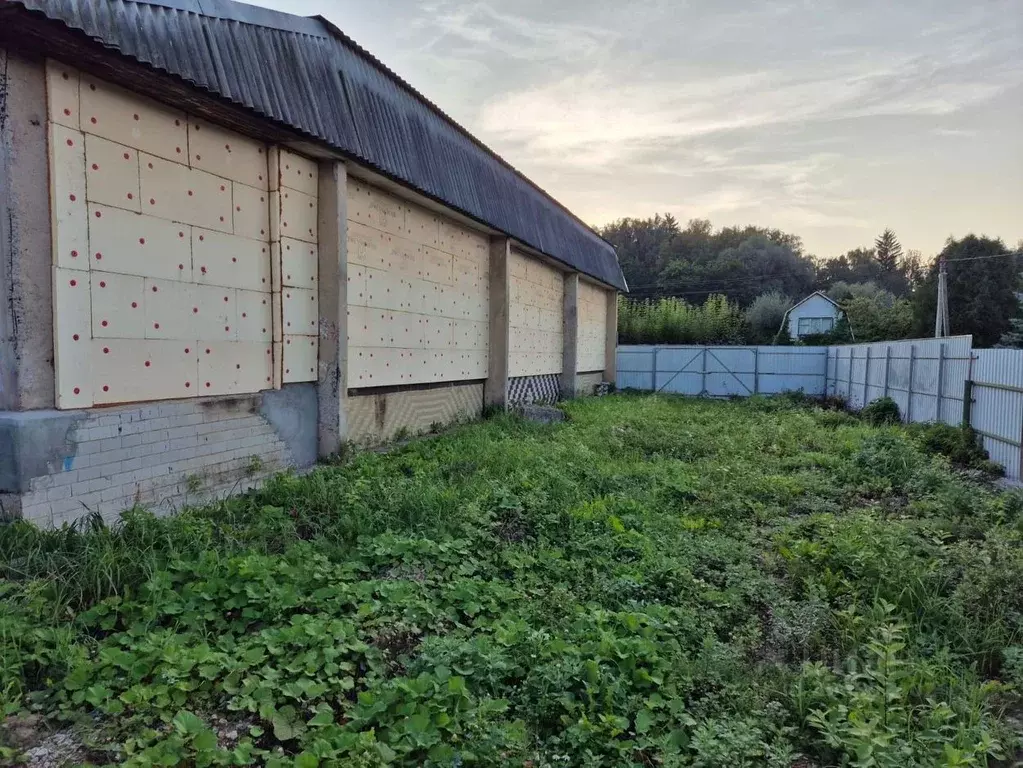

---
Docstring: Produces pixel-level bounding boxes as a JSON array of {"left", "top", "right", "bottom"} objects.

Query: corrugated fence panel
[
  {"left": 971, "top": 349, "right": 1023, "bottom": 481},
  {"left": 826, "top": 337, "right": 972, "bottom": 425},
  {"left": 756, "top": 348, "right": 829, "bottom": 395},
  {"left": 616, "top": 346, "right": 655, "bottom": 392}
]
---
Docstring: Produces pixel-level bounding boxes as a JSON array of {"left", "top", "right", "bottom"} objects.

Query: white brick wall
[{"left": 18, "top": 396, "right": 292, "bottom": 527}]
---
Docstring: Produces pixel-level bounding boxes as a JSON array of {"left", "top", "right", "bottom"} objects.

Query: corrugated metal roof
[{"left": 4, "top": 0, "right": 626, "bottom": 290}]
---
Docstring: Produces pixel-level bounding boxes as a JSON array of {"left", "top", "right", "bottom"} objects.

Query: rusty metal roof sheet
[{"left": 4, "top": 0, "right": 626, "bottom": 289}]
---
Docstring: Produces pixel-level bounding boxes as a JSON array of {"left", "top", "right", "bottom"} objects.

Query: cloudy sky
[{"left": 251, "top": 0, "right": 1021, "bottom": 260}]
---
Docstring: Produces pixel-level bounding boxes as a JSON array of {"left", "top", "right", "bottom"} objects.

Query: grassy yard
[{"left": 1, "top": 395, "right": 1021, "bottom": 767}]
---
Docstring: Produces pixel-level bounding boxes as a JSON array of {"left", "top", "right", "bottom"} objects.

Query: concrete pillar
[
  {"left": 0, "top": 51, "right": 54, "bottom": 411},
  {"left": 561, "top": 273, "right": 579, "bottom": 399},
  {"left": 604, "top": 290, "right": 618, "bottom": 384},
  {"left": 316, "top": 160, "right": 348, "bottom": 456},
  {"left": 484, "top": 237, "right": 511, "bottom": 409}
]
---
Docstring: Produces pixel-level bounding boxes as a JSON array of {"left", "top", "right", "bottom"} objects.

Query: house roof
[
  {"left": 0, "top": 0, "right": 627, "bottom": 290},
  {"left": 784, "top": 291, "right": 843, "bottom": 317}
]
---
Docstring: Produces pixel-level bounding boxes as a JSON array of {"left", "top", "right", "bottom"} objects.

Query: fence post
[
  {"left": 883, "top": 346, "right": 891, "bottom": 398},
  {"left": 863, "top": 347, "right": 871, "bottom": 406},
  {"left": 846, "top": 348, "right": 853, "bottom": 401},
  {"left": 935, "top": 342, "right": 945, "bottom": 423},
  {"left": 961, "top": 379, "right": 973, "bottom": 427},
  {"left": 907, "top": 344, "right": 916, "bottom": 422},
  {"left": 651, "top": 347, "right": 658, "bottom": 392},
  {"left": 753, "top": 347, "right": 760, "bottom": 395},
  {"left": 700, "top": 347, "right": 708, "bottom": 396}
]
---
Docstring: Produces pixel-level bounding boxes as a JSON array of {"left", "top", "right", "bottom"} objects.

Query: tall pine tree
[{"left": 874, "top": 228, "right": 903, "bottom": 272}]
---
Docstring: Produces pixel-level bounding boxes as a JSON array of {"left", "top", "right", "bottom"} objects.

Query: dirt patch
[{"left": 2, "top": 715, "right": 87, "bottom": 768}]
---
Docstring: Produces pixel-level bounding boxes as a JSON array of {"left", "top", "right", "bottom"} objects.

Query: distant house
[{"left": 782, "top": 292, "right": 844, "bottom": 339}]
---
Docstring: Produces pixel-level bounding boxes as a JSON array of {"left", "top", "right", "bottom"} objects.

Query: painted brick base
[
  {"left": 347, "top": 382, "right": 483, "bottom": 444},
  {"left": 575, "top": 371, "right": 605, "bottom": 396},
  {"left": 508, "top": 374, "right": 560, "bottom": 406},
  {"left": 5, "top": 393, "right": 308, "bottom": 527}
]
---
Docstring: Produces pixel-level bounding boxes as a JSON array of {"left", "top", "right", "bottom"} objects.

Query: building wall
[
  {"left": 346, "top": 179, "right": 489, "bottom": 388},
  {"left": 509, "top": 249, "right": 563, "bottom": 377},
  {"left": 787, "top": 294, "right": 841, "bottom": 339},
  {"left": 577, "top": 280, "right": 608, "bottom": 373},
  {"left": 45, "top": 60, "right": 320, "bottom": 408}
]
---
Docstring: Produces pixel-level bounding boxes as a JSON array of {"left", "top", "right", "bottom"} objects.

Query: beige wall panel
[
  {"left": 188, "top": 118, "right": 268, "bottom": 190},
  {"left": 193, "top": 229, "right": 269, "bottom": 292},
  {"left": 140, "top": 154, "right": 232, "bottom": 232},
  {"left": 80, "top": 76, "right": 187, "bottom": 163},
  {"left": 422, "top": 247, "right": 454, "bottom": 285},
  {"left": 423, "top": 317, "right": 453, "bottom": 349},
  {"left": 271, "top": 292, "right": 283, "bottom": 343},
  {"left": 89, "top": 204, "right": 192, "bottom": 280},
  {"left": 282, "top": 335, "right": 317, "bottom": 382},
  {"left": 53, "top": 268, "right": 94, "bottom": 408},
  {"left": 232, "top": 182, "right": 270, "bottom": 240},
  {"left": 348, "top": 180, "right": 407, "bottom": 237},
  {"left": 143, "top": 279, "right": 237, "bottom": 341},
  {"left": 91, "top": 271, "right": 145, "bottom": 339},
  {"left": 268, "top": 190, "right": 281, "bottom": 242},
  {"left": 193, "top": 284, "right": 239, "bottom": 341},
  {"left": 279, "top": 187, "right": 317, "bottom": 243},
  {"left": 46, "top": 60, "right": 80, "bottom": 130},
  {"left": 236, "top": 290, "right": 273, "bottom": 343},
  {"left": 198, "top": 341, "right": 272, "bottom": 395},
  {"left": 509, "top": 251, "right": 563, "bottom": 377},
  {"left": 282, "top": 287, "right": 318, "bottom": 335},
  {"left": 280, "top": 238, "right": 318, "bottom": 288},
  {"left": 279, "top": 149, "right": 318, "bottom": 197},
  {"left": 48, "top": 124, "right": 89, "bottom": 270},
  {"left": 85, "top": 134, "right": 141, "bottom": 212},
  {"left": 346, "top": 179, "right": 489, "bottom": 388},
  {"left": 406, "top": 206, "right": 440, "bottom": 248},
  {"left": 92, "top": 339, "right": 196, "bottom": 404},
  {"left": 577, "top": 281, "right": 608, "bottom": 372}
]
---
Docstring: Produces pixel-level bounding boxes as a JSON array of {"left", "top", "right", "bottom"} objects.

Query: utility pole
[{"left": 934, "top": 256, "right": 950, "bottom": 338}]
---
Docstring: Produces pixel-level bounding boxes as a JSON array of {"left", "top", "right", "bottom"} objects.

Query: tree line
[{"left": 602, "top": 214, "right": 1022, "bottom": 347}]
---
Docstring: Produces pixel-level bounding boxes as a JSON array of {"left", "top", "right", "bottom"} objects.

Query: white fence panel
[
  {"left": 971, "top": 349, "right": 1023, "bottom": 481},
  {"left": 826, "top": 337, "right": 972, "bottom": 424}
]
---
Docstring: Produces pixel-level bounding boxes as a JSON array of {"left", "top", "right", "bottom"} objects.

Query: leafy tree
[
  {"left": 875, "top": 228, "right": 903, "bottom": 272},
  {"left": 745, "top": 291, "right": 793, "bottom": 344},
  {"left": 912, "top": 235, "right": 1021, "bottom": 346},
  {"left": 600, "top": 214, "right": 680, "bottom": 291},
  {"left": 618, "top": 294, "right": 746, "bottom": 345},
  {"left": 842, "top": 293, "right": 914, "bottom": 342},
  {"left": 997, "top": 317, "right": 1023, "bottom": 348}
]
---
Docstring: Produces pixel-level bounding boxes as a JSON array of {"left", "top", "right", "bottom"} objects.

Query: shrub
[
  {"left": 908, "top": 423, "right": 1004, "bottom": 475},
  {"left": 861, "top": 396, "right": 902, "bottom": 426},
  {"left": 618, "top": 294, "right": 746, "bottom": 345}
]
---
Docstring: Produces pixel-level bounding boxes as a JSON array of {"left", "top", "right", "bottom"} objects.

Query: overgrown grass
[{"left": 1, "top": 395, "right": 1021, "bottom": 766}]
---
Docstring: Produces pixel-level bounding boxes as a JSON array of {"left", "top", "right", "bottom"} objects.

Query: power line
[{"left": 945, "top": 249, "right": 1023, "bottom": 264}]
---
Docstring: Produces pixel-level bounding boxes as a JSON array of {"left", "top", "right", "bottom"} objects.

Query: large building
[{"left": 0, "top": 0, "right": 626, "bottom": 527}]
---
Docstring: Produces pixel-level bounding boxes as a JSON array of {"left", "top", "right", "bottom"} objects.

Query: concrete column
[
  {"left": 316, "top": 160, "right": 348, "bottom": 456},
  {"left": 604, "top": 290, "right": 618, "bottom": 384},
  {"left": 0, "top": 51, "right": 54, "bottom": 411},
  {"left": 484, "top": 237, "right": 511, "bottom": 409},
  {"left": 561, "top": 273, "right": 579, "bottom": 399}
]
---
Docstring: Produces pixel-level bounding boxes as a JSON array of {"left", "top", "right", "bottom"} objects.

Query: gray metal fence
[
  {"left": 617, "top": 338, "right": 1023, "bottom": 482},
  {"left": 617, "top": 345, "right": 828, "bottom": 397}
]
